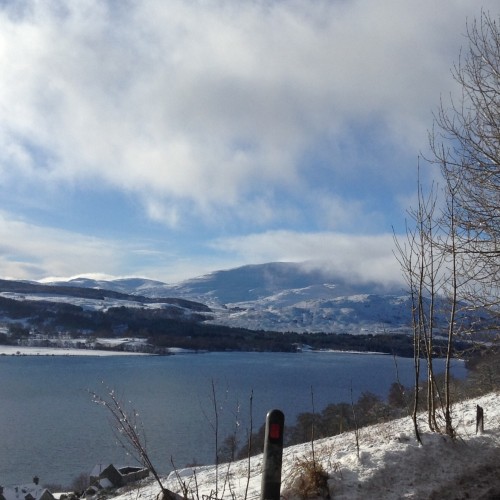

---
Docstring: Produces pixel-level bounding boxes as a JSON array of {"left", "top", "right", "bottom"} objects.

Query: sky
[{"left": 0, "top": 0, "right": 497, "bottom": 286}]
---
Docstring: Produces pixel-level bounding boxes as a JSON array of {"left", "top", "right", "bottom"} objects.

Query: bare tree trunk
[
  {"left": 444, "top": 193, "right": 458, "bottom": 437},
  {"left": 394, "top": 221, "right": 422, "bottom": 444},
  {"left": 209, "top": 379, "right": 220, "bottom": 498},
  {"left": 244, "top": 390, "right": 254, "bottom": 500},
  {"left": 410, "top": 282, "right": 423, "bottom": 445},
  {"left": 394, "top": 168, "right": 445, "bottom": 440}
]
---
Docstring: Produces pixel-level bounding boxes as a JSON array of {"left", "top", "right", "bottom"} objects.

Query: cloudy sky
[{"left": 0, "top": 0, "right": 496, "bottom": 285}]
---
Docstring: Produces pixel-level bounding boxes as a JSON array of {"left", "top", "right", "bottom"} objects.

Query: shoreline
[
  {"left": 0, "top": 345, "right": 393, "bottom": 358},
  {"left": 0, "top": 345, "right": 466, "bottom": 359},
  {"left": 0, "top": 345, "right": 152, "bottom": 356}
]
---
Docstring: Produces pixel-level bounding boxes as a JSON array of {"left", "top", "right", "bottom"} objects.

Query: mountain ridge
[
  {"left": 38, "top": 262, "right": 412, "bottom": 334},
  {"left": 0, "top": 262, "right": 491, "bottom": 355},
  {"left": 44, "top": 261, "right": 405, "bottom": 301}
]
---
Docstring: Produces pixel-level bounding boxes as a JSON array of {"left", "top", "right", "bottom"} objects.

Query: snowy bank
[
  {"left": 114, "top": 392, "right": 500, "bottom": 500},
  {"left": 0, "top": 345, "right": 151, "bottom": 356}
]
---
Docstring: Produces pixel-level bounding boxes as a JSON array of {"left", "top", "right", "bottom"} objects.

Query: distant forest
[
  {"left": 0, "top": 280, "right": 467, "bottom": 357},
  {"left": 0, "top": 292, "right": 471, "bottom": 357}
]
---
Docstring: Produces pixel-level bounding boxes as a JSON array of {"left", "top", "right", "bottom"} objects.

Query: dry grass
[{"left": 282, "top": 453, "right": 330, "bottom": 499}]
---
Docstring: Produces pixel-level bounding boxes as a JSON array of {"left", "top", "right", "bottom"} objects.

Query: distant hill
[
  {"left": 0, "top": 262, "right": 491, "bottom": 356},
  {"left": 1, "top": 262, "right": 490, "bottom": 336},
  {"left": 46, "top": 262, "right": 403, "bottom": 300},
  {"left": 40, "top": 262, "right": 414, "bottom": 334}
]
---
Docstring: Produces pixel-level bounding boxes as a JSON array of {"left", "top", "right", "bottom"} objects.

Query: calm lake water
[{"left": 0, "top": 351, "right": 466, "bottom": 487}]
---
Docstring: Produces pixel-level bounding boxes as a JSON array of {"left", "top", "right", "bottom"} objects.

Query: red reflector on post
[{"left": 269, "top": 423, "right": 281, "bottom": 440}]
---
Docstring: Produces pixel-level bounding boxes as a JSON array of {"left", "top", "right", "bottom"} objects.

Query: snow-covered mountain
[{"left": 45, "top": 262, "right": 414, "bottom": 334}]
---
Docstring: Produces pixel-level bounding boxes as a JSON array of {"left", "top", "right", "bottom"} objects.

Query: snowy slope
[
  {"left": 44, "top": 263, "right": 415, "bottom": 334},
  {"left": 112, "top": 391, "right": 500, "bottom": 500},
  {"left": 47, "top": 263, "right": 401, "bottom": 303},
  {"left": 207, "top": 290, "right": 413, "bottom": 334},
  {"left": 139, "top": 264, "right": 492, "bottom": 335},
  {"left": 39, "top": 262, "right": 493, "bottom": 335}
]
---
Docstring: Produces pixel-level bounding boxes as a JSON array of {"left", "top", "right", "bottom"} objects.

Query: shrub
[{"left": 284, "top": 455, "right": 330, "bottom": 499}]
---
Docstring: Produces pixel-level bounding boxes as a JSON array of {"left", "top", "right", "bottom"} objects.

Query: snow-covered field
[
  {"left": 0, "top": 345, "right": 151, "bottom": 356},
  {"left": 113, "top": 392, "right": 500, "bottom": 500}
]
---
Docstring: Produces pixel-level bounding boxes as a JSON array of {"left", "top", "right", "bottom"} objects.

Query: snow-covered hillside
[
  {"left": 44, "top": 262, "right": 416, "bottom": 334},
  {"left": 205, "top": 290, "right": 413, "bottom": 334},
  {"left": 112, "top": 391, "right": 500, "bottom": 500}
]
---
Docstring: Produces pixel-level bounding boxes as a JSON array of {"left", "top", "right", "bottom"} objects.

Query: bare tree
[
  {"left": 244, "top": 389, "right": 254, "bottom": 500},
  {"left": 395, "top": 12, "right": 499, "bottom": 440},
  {"left": 394, "top": 169, "right": 461, "bottom": 439},
  {"left": 394, "top": 172, "right": 444, "bottom": 440},
  {"left": 430, "top": 11, "right": 500, "bottom": 322},
  {"left": 90, "top": 387, "right": 181, "bottom": 500},
  {"left": 441, "top": 191, "right": 459, "bottom": 438}
]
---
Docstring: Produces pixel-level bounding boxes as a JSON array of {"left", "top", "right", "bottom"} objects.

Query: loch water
[{"left": 0, "top": 351, "right": 466, "bottom": 487}]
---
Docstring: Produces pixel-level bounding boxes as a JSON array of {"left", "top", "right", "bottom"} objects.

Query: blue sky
[{"left": 0, "top": 0, "right": 497, "bottom": 285}]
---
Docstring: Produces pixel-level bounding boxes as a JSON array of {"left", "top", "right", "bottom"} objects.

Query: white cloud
[
  {"left": 0, "top": 210, "right": 237, "bottom": 283},
  {"left": 0, "top": 212, "right": 132, "bottom": 280},
  {"left": 0, "top": 0, "right": 495, "bottom": 226},
  {"left": 144, "top": 198, "right": 180, "bottom": 228},
  {"left": 209, "top": 230, "right": 404, "bottom": 286},
  {"left": 315, "top": 194, "right": 375, "bottom": 230},
  {"left": 0, "top": 0, "right": 497, "bottom": 283}
]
